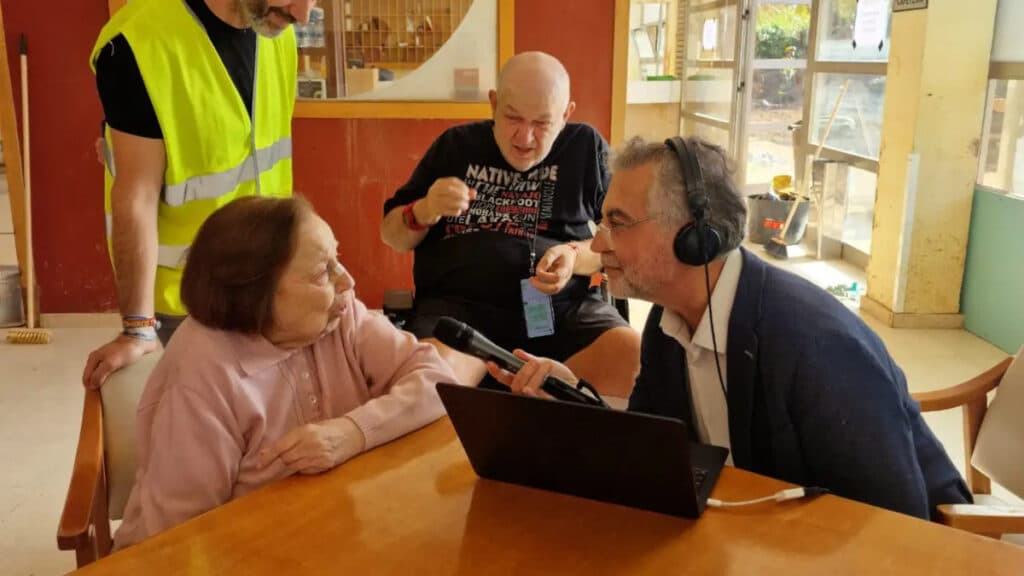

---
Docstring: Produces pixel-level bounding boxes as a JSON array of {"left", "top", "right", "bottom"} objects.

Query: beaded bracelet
[
  {"left": 122, "top": 327, "right": 158, "bottom": 342},
  {"left": 122, "top": 315, "right": 160, "bottom": 342}
]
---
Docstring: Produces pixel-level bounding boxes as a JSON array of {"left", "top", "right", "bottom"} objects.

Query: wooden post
[{"left": 0, "top": 1, "right": 28, "bottom": 282}]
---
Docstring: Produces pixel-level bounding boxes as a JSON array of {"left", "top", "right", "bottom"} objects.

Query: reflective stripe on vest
[
  {"left": 90, "top": 0, "right": 296, "bottom": 314},
  {"left": 163, "top": 137, "right": 292, "bottom": 207}
]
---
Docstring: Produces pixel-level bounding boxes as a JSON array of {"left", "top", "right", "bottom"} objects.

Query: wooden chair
[
  {"left": 57, "top": 352, "right": 162, "bottom": 568},
  {"left": 913, "top": 354, "right": 1024, "bottom": 538}
]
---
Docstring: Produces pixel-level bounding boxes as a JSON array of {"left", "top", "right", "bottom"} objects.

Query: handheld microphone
[{"left": 433, "top": 316, "right": 608, "bottom": 408}]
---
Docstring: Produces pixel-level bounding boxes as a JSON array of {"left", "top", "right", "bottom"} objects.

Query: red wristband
[
  {"left": 402, "top": 201, "right": 430, "bottom": 231},
  {"left": 122, "top": 316, "right": 158, "bottom": 329}
]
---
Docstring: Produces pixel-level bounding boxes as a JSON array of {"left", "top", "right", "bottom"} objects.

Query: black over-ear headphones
[
  {"left": 664, "top": 137, "right": 722, "bottom": 266},
  {"left": 664, "top": 137, "right": 728, "bottom": 402}
]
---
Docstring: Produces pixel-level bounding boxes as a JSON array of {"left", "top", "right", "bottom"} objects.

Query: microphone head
[{"left": 433, "top": 316, "right": 472, "bottom": 350}]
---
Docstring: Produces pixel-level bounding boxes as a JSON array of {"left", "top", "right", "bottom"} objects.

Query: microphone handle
[
  {"left": 474, "top": 341, "right": 606, "bottom": 407},
  {"left": 539, "top": 376, "right": 604, "bottom": 406}
]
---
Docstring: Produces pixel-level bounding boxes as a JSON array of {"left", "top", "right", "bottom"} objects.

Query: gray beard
[{"left": 235, "top": 0, "right": 286, "bottom": 38}]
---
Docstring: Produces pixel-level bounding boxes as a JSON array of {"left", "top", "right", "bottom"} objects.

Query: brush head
[
  {"left": 5, "top": 328, "right": 52, "bottom": 344},
  {"left": 763, "top": 237, "right": 790, "bottom": 260}
]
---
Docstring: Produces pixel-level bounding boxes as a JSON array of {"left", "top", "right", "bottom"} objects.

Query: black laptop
[{"left": 436, "top": 383, "right": 729, "bottom": 518}]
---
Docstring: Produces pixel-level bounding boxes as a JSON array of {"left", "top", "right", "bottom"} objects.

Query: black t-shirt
[
  {"left": 95, "top": 0, "right": 257, "bottom": 139},
  {"left": 384, "top": 121, "right": 611, "bottom": 310}
]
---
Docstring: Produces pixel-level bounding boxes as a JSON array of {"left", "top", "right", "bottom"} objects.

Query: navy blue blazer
[{"left": 628, "top": 248, "right": 971, "bottom": 519}]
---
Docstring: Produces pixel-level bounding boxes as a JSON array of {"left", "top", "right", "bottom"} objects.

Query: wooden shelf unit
[
  {"left": 297, "top": 0, "right": 474, "bottom": 97},
  {"left": 341, "top": 0, "right": 472, "bottom": 67}
]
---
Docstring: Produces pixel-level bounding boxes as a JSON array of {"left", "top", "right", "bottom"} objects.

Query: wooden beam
[
  {"left": 989, "top": 62, "right": 1024, "bottom": 79},
  {"left": 665, "top": 0, "right": 679, "bottom": 78},
  {"left": 0, "top": 0, "right": 27, "bottom": 281},
  {"left": 611, "top": 0, "right": 629, "bottom": 145},
  {"left": 498, "top": 0, "right": 514, "bottom": 69},
  {"left": 295, "top": 100, "right": 492, "bottom": 119}
]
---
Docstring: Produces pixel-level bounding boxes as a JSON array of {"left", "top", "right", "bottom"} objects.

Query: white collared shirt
[{"left": 659, "top": 250, "right": 742, "bottom": 464}]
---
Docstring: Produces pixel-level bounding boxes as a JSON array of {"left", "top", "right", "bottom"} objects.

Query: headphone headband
[{"left": 663, "top": 136, "right": 721, "bottom": 267}]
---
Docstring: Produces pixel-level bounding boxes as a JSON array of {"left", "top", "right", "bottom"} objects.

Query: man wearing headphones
[{"left": 489, "top": 136, "right": 971, "bottom": 520}]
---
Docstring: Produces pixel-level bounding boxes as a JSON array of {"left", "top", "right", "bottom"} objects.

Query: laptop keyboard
[{"left": 692, "top": 467, "right": 709, "bottom": 491}]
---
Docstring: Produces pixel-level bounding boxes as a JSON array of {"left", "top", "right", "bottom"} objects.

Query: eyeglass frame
[{"left": 594, "top": 214, "right": 657, "bottom": 239}]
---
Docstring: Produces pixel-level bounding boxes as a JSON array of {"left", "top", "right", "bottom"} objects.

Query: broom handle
[
  {"left": 20, "top": 35, "right": 34, "bottom": 329},
  {"left": 777, "top": 79, "right": 851, "bottom": 241},
  {"left": 813, "top": 79, "right": 850, "bottom": 162}
]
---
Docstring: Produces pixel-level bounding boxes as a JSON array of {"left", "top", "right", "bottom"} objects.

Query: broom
[
  {"left": 7, "top": 35, "right": 50, "bottom": 344},
  {"left": 765, "top": 79, "right": 850, "bottom": 260}
]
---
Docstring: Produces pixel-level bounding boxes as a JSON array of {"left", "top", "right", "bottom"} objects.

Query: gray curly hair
[{"left": 610, "top": 136, "right": 747, "bottom": 257}]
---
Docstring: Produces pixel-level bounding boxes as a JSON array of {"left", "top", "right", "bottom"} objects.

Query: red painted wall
[
  {"left": 514, "top": 0, "right": 615, "bottom": 138},
  {"left": 3, "top": 0, "right": 116, "bottom": 312},
  {"left": 5, "top": 0, "right": 614, "bottom": 312}
]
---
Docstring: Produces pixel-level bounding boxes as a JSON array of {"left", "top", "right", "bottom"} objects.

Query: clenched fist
[{"left": 415, "top": 177, "right": 478, "bottom": 226}]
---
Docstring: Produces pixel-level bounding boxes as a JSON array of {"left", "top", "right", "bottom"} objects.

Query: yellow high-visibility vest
[{"left": 91, "top": 0, "right": 296, "bottom": 316}]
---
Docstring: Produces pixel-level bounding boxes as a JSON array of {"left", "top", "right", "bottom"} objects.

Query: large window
[
  {"left": 743, "top": 2, "right": 810, "bottom": 188},
  {"left": 976, "top": 1, "right": 1024, "bottom": 199},
  {"left": 815, "top": 0, "right": 891, "bottom": 62},
  {"left": 798, "top": 0, "right": 891, "bottom": 258},
  {"left": 809, "top": 73, "right": 886, "bottom": 159}
]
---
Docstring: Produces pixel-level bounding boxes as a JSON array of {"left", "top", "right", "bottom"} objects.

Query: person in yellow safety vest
[{"left": 82, "top": 0, "right": 315, "bottom": 390}]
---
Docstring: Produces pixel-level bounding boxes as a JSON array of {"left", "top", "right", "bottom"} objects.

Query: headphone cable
[{"left": 704, "top": 257, "right": 728, "bottom": 401}]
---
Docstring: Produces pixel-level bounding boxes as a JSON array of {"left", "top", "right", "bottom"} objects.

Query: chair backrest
[
  {"left": 972, "top": 349, "right": 1024, "bottom": 499},
  {"left": 100, "top": 351, "right": 162, "bottom": 520}
]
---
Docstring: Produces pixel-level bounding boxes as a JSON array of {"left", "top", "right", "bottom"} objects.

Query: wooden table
[{"left": 75, "top": 419, "right": 1024, "bottom": 575}]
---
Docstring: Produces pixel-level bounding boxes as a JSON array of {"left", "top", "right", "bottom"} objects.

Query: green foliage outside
[{"left": 755, "top": 5, "right": 810, "bottom": 59}]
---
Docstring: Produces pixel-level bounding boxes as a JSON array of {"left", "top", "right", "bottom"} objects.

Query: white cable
[{"left": 707, "top": 487, "right": 814, "bottom": 508}]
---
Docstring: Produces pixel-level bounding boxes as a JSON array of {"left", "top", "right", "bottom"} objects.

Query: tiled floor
[{"left": 1, "top": 251, "right": 1021, "bottom": 574}]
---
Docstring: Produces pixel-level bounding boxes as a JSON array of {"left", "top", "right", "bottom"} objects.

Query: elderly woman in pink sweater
[{"left": 114, "top": 196, "right": 455, "bottom": 549}]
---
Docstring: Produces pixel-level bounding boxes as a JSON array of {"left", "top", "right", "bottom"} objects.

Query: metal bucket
[
  {"left": 746, "top": 196, "right": 810, "bottom": 245},
  {"left": 0, "top": 265, "right": 25, "bottom": 328}
]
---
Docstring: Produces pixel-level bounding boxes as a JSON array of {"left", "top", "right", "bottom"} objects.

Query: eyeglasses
[{"left": 595, "top": 215, "right": 656, "bottom": 238}]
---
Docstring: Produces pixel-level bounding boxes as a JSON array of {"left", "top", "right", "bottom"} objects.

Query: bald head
[
  {"left": 489, "top": 52, "right": 576, "bottom": 172},
  {"left": 496, "top": 51, "right": 571, "bottom": 110}
]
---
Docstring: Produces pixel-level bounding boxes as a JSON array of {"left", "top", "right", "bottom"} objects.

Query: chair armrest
[
  {"left": 937, "top": 503, "right": 1024, "bottom": 536},
  {"left": 913, "top": 357, "right": 1013, "bottom": 412},
  {"left": 57, "top": 389, "right": 105, "bottom": 551}
]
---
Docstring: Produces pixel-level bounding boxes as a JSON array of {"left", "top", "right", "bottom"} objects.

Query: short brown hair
[{"left": 180, "top": 196, "right": 313, "bottom": 334}]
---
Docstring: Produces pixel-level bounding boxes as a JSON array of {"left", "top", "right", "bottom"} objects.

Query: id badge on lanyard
[
  {"left": 521, "top": 278, "right": 555, "bottom": 338},
  {"left": 522, "top": 186, "right": 554, "bottom": 338}
]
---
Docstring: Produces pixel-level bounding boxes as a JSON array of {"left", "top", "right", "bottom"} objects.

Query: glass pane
[
  {"left": 296, "top": 0, "right": 497, "bottom": 101},
  {"left": 747, "top": 69, "right": 805, "bottom": 185},
  {"left": 978, "top": 80, "right": 1024, "bottom": 198},
  {"left": 687, "top": 5, "right": 737, "bottom": 61},
  {"left": 817, "top": 0, "right": 891, "bottom": 62},
  {"left": 682, "top": 119, "right": 729, "bottom": 150},
  {"left": 629, "top": 3, "right": 670, "bottom": 80},
  {"left": 810, "top": 73, "right": 886, "bottom": 160},
  {"left": 842, "top": 166, "right": 877, "bottom": 254},
  {"left": 683, "top": 67, "right": 733, "bottom": 121},
  {"left": 755, "top": 3, "right": 810, "bottom": 59},
  {"left": 818, "top": 162, "right": 876, "bottom": 254},
  {"left": 992, "top": 0, "right": 1024, "bottom": 63}
]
